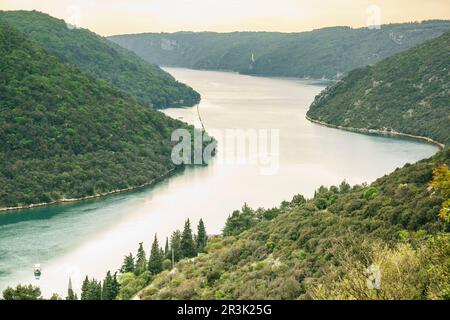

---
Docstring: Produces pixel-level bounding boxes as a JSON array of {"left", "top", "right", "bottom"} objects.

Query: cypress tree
[
  {"left": 135, "top": 242, "right": 147, "bottom": 275},
  {"left": 82, "top": 278, "right": 102, "bottom": 300},
  {"left": 92, "top": 280, "right": 102, "bottom": 300},
  {"left": 181, "top": 219, "right": 197, "bottom": 258},
  {"left": 81, "top": 276, "right": 89, "bottom": 300},
  {"left": 120, "top": 253, "right": 135, "bottom": 273},
  {"left": 170, "top": 230, "right": 182, "bottom": 262},
  {"left": 101, "top": 271, "right": 114, "bottom": 300},
  {"left": 164, "top": 237, "right": 170, "bottom": 259},
  {"left": 197, "top": 218, "right": 207, "bottom": 253},
  {"left": 148, "top": 234, "right": 163, "bottom": 274},
  {"left": 112, "top": 272, "right": 120, "bottom": 299},
  {"left": 66, "top": 277, "right": 77, "bottom": 300}
]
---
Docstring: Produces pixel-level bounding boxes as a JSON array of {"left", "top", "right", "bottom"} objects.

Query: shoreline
[
  {"left": 305, "top": 115, "right": 445, "bottom": 150},
  {"left": 163, "top": 66, "right": 336, "bottom": 84},
  {"left": 0, "top": 167, "right": 180, "bottom": 213}
]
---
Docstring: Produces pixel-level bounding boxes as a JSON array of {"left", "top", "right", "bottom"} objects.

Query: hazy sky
[{"left": 1, "top": 0, "right": 449, "bottom": 36}]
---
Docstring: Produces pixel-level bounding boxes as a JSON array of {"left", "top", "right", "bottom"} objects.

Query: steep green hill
[
  {"left": 307, "top": 31, "right": 450, "bottom": 146},
  {"left": 0, "top": 22, "right": 199, "bottom": 208},
  {"left": 135, "top": 149, "right": 449, "bottom": 300},
  {"left": 109, "top": 21, "right": 450, "bottom": 79},
  {"left": 0, "top": 10, "right": 200, "bottom": 108}
]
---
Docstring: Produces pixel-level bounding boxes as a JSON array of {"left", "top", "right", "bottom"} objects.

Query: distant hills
[
  {"left": 0, "top": 11, "right": 200, "bottom": 108},
  {"left": 307, "top": 31, "right": 450, "bottom": 146},
  {"left": 0, "top": 19, "right": 199, "bottom": 209},
  {"left": 109, "top": 20, "right": 450, "bottom": 79}
]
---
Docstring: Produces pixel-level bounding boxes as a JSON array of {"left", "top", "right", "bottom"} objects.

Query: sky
[{"left": 0, "top": 0, "right": 449, "bottom": 36}]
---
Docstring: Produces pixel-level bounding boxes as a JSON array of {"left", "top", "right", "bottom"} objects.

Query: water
[{"left": 0, "top": 68, "right": 438, "bottom": 297}]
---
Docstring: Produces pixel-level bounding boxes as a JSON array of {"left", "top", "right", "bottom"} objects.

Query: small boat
[{"left": 34, "top": 264, "right": 41, "bottom": 280}]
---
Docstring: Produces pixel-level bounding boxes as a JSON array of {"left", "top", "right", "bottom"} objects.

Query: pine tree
[
  {"left": 81, "top": 276, "right": 89, "bottom": 300},
  {"left": 148, "top": 234, "right": 163, "bottom": 274},
  {"left": 196, "top": 218, "right": 207, "bottom": 253},
  {"left": 135, "top": 242, "right": 147, "bottom": 275},
  {"left": 181, "top": 219, "right": 197, "bottom": 258},
  {"left": 101, "top": 271, "right": 114, "bottom": 300},
  {"left": 91, "top": 280, "right": 102, "bottom": 300},
  {"left": 120, "top": 253, "right": 135, "bottom": 273},
  {"left": 170, "top": 230, "right": 182, "bottom": 262},
  {"left": 112, "top": 272, "right": 120, "bottom": 299},
  {"left": 81, "top": 277, "right": 102, "bottom": 300},
  {"left": 164, "top": 237, "right": 170, "bottom": 259}
]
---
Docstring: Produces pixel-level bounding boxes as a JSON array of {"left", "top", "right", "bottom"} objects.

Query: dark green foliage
[
  {"left": 2, "top": 284, "right": 42, "bottom": 300},
  {"left": 170, "top": 230, "right": 182, "bottom": 262},
  {"left": 109, "top": 21, "right": 450, "bottom": 79},
  {"left": 120, "top": 253, "right": 135, "bottom": 273},
  {"left": 197, "top": 219, "right": 207, "bottom": 253},
  {"left": 339, "top": 181, "right": 351, "bottom": 193},
  {"left": 290, "top": 194, "right": 306, "bottom": 207},
  {"left": 0, "top": 10, "right": 200, "bottom": 108},
  {"left": 135, "top": 242, "right": 147, "bottom": 275},
  {"left": 101, "top": 271, "right": 119, "bottom": 300},
  {"left": 80, "top": 276, "right": 102, "bottom": 300},
  {"left": 181, "top": 219, "right": 197, "bottom": 258},
  {"left": 139, "top": 149, "right": 449, "bottom": 299},
  {"left": 223, "top": 204, "right": 261, "bottom": 236},
  {"left": 80, "top": 276, "right": 89, "bottom": 300},
  {"left": 148, "top": 235, "right": 163, "bottom": 274},
  {"left": 0, "top": 22, "right": 201, "bottom": 208},
  {"left": 314, "top": 197, "right": 328, "bottom": 210},
  {"left": 164, "top": 237, "right": 170, "bottom": 259},
  {"left": 307, "top": 31, "right": 450, "bottom": 145},
  {"left": 112, "top": 272, "right": 120, "bottom": 299}
]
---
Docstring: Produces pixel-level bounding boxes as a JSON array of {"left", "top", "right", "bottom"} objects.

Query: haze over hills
[
  {"left": 307, "top": 31, "right": 450, "bottom": 146},
  {"left": 0, "top": 21, "right": 200, "bottom": 209},
  {"left": 105, "top": 22, "right": 450, "bottom": 301},
  {"left": 0, "top": 10, "right": 200, "bottom": 109},
  {"left": 109, "top": 20, "right": 450, "bottom": 79},
  {"left": 0, "top": 5, "right": 448, "bottom": 301}
]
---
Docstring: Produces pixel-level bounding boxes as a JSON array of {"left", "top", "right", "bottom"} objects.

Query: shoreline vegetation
[
  {"left": 1, "top": 111, "right": 442, "bottom": 214},
  {"left": 0, "top": 167, "right": 179, "bottom": 213},
  {"left": 305, "top": 115, "right": 445, "bottom": 149},
  {"left": 109, "top": 20, "right": 450, "bottom": 80},
  {"left": 119, "top": 149, "right": 449, "bottom": 300}
]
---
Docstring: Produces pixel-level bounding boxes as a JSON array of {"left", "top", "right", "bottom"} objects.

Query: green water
[{"left": 0, "top": 68, "right": 438, "bottom": 297}]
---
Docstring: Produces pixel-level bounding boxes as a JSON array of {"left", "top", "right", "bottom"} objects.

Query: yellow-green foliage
[
  {"left": 309, "top": 234, "right": 449, "bottom": 300},
  {"left": 135, "top": 150, "right": 449, "bottom": 300},
  {"left": 430, "top": 164, "right": 450, "bottom": 223}
]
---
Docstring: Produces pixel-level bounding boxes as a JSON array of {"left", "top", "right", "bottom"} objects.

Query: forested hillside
[
  {"left": 0, "top": 22, "right": 202, "bottom": 208},
  {"left": 307, "top": 31, "right": 450, "bottom": 146},
  {"left": 109, "top": 20, "right": 450, "bottom": 79},
  {"left": 131, "top": 149, "right": 449, "bottom": 300},
  {"left": 0, "top": 10, "right": 200, "bottom": 108}
]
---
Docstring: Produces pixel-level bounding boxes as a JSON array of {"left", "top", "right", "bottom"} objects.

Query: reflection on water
[{"left": 0, "top": 68, "right": 438, "bottom": 297}]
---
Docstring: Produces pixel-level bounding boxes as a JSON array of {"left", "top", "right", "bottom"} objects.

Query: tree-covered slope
[
  {"left": 109, "top": 20, "right": 450, "bottom": 79},
  {"left": 0, "top": 22, "right": 198, "bottom": 208},
  {"left": 136, "top": 149, "right": 449, "bottom": 300},
  {"left": 0, "top": 10, "right": 200, "bottom": 108},
  {"left": 307, "top": 31, "right": 450, "bottom": 146}
]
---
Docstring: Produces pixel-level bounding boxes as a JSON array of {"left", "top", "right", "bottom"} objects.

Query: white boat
[{"left": 33, "top": 264, "right": 41, "bottom": 280}]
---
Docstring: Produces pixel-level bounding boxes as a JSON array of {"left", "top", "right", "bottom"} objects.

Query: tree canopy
[
  {"left": 0, "top": 22, "right": 203, "bottom": 208},
  {"left": 307, "top": 31, "right": 450, "bottom": 146},
  {"left": 109, "top": 21, "right": 450, "bottom": 80},
  {"left": 0, "top": 10, "right": 200, "bottom": 108}
]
